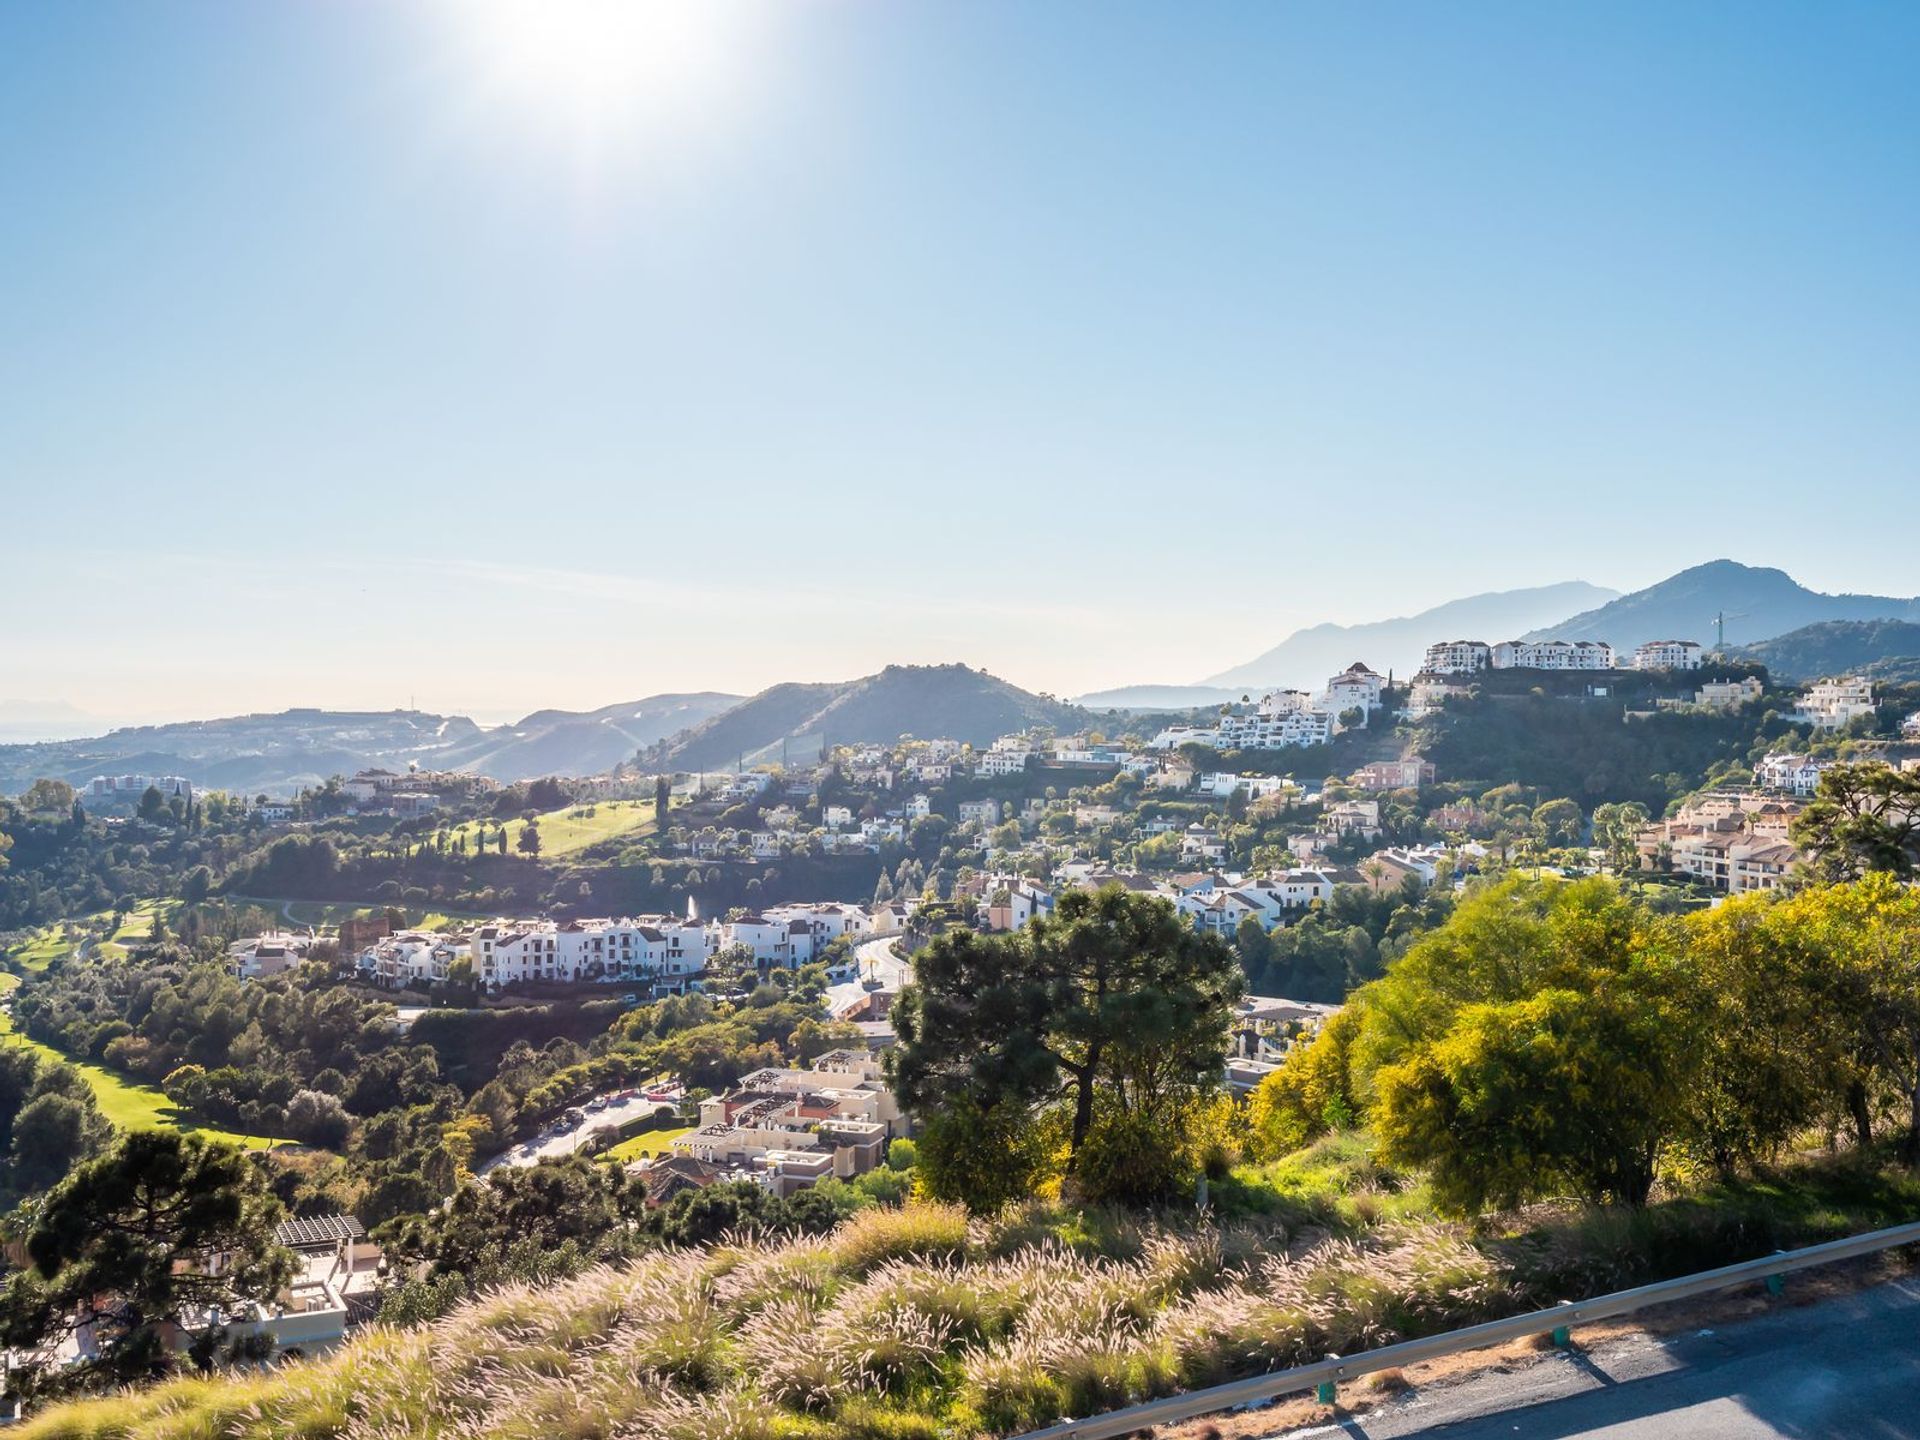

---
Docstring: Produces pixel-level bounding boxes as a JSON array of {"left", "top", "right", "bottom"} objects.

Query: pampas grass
[{"left": 9, "top": 1203, "right": 1519, "bottom": 1440}]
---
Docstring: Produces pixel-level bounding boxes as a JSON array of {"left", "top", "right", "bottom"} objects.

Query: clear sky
[{"left": 3, "top": 1, "right": 1916, "bottom": 728}]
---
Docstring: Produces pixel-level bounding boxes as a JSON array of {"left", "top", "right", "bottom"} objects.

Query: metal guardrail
[{"left": 1016, "top": 1218, "right": 1920, "bottom": 1440}]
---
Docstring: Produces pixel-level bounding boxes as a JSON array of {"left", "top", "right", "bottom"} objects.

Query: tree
[
  {"left": 912, "top": 1095, "right": 1056, "bottom": 1213},
  {"left": 892, "top": 885, "right": 1245, "bottom": 1189},
  {"left": 517, "top": 820, "right": 542, "bottom": 858},
  {"left": 655, "top": 774, "right": 671, "bottom": 820},
  {"left": 1794, "top": 763, "right": 1920, "bottom": 881},
  {"left": 137, "top": 785, "right": 168, "bottom": 823},
  {"left": 1531, "top": 797, "right": 1585, "bottom": 848},
  {"left": 20, "top": 778, "right": 76, "bottom": 815},
  {"left": 284, "top": 1089, "right": 352, "bottom": 1149},
  {"left": 0, "top": 1133, "right": 292, "bottom": 1392},
  {"left": 1591, "top": 801, "right": 1650, "bottom": 873},
  {"left": 9, "top": 1092, "right": 110, "bottom": 1195},
  {"left": 1374, "top": 984, "right": 1678, "bottom": 1210}
]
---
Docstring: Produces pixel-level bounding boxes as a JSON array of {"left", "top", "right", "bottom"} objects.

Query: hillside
[
  {"left": 0, "top": 695, "right": 741, "bottom": 796},
  {"left": 0, "top": 710, "right": 487, "bottom": 798},
  {"left": 432, "top": 693, "right": 739, "bottom": 780},
  {"left": 1205, "top": 580, "right": 1618, "bottom": 691},
  {"left": 1725, "top": 619, "right": 1920, "bottom": 685},
  {"left": 649, "top": 664, "right": 1087, "bottom": 771},
  {"left": 1523, "top": 560, "right": 1920, "bottom": 651}
]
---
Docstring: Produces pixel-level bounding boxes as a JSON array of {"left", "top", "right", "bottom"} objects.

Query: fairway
[
  {"left": 440, "top": 797, "right": 664, "bottom": 861},
  {"left": 0, "top": 974, "right": 283, "bottom": 1149}
]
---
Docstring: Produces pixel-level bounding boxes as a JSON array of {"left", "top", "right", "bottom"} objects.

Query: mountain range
[
  {"left": 1072, "top": 581, "right": 1621, "bottom": 706},
  {"left": 0, "top": 695, "right": 740, "bottom": 798},
  {"left": 1519, "top": 560, "right": 1920, "bottom": 652}
]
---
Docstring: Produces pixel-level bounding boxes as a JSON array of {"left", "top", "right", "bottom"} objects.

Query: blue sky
[{"left": 3, "top": 2, "right": 1916, "bottom": 727}]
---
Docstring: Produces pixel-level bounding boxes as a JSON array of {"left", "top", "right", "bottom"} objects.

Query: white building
[
  {"left": 823, "top": 805, "right": 853, "bottom": 830},
  {"left": 958, "top": 799, "right": 1002, "bottom": 828},
  {"left": 356, "top": 930, "right": 465, "bottom": 989},
  {"left": 1695, "top": 677, "right": 1765, "bottom": 710},
  {"left": 1322, "top": 797, "right": 1383, "bottom": 840},
  {"left": 468, "top": 916, "right": 718, "bottom": 990},
  {"left": 1322, "top": 663, "right": 1387, "bottom": 717},
  {"left": 1755, "top": 753, "right": 1835, "bottom": 798},
  {"left": 1491, "top": 639, "right": 1616, "bottom": 671},
  {"left": 1407, "top": 674, "right": 1474, "bottom": 717},
  {"left": 1633, "top": 640, "right": 1704, "bottom": 671},
  {"left": 1195, "top": 772, "right": 1296, "bottom": 800},
  {"left": 975, "top": 748, "right": 1033, "bottom": 778},
  {"left": 228, "top": 932, "right": 311, "bottom": 981},
  {"left": 1793, "top": 676, "right": 1876, "bottom": 730},
  {"left": 1422, "top": 641, "right": 1493, "bottom": 675}
]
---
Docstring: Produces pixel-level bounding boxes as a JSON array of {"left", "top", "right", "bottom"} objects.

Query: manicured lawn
[
  {"left": 601, "top": 1125, "right": 692, "bottom": 1163},
  {"left": 440, "top": 798, "right": 664, "bottom": 861},
  {"left": 0, "top": 974, "right": 283, "bottom": 1149}
]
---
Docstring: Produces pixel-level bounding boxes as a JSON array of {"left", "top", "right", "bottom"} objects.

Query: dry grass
[{"left": 10, "top": 1201, "right": 1517, "bottom": 1440}]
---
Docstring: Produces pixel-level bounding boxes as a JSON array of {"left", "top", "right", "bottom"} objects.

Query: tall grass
[{"left": 16, "top": 1151, "right": 1917, "bottom": 1439}]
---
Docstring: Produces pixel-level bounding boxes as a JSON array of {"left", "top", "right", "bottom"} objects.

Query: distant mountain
[
  {"left": 434, "top": 694, "right": 740, "bottom": 781},
  {"left": 1205, "top": 581, "right": 1619, "bottom": 691},
  {"left": 0, "top": 709, "right": 487, "bottom": 798},
  {"left": 0, "top": 694, "right": 742, "bottom": 797},
  {"left": 1073, "top": 684, "right": 1241, "bottom": 712},
  {"left": 1523, "top": 560, "right": 1920, "bottom": 652},
  {"left": 649, "top": 664, "right": 1087, "bottom": 771},
  {"left": 1725, "top": 620, "right": 1920, "bottom": 685}
]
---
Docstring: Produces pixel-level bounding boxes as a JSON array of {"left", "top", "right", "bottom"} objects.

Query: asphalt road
[
  {"left": 477, "top": 1091, "right": 677, "bottom": 1174},
  {"left": 1273, "top": 1274, "right": 1920, "bottom": 1440}
]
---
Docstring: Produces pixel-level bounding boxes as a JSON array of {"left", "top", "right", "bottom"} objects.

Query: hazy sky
[{"left": 4, "top": 2, "right": 1917, "bottom": 728}]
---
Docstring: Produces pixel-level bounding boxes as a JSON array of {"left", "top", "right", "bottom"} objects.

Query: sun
[{"left": 454, "top": 0, "right": 742, "bottom": 141}]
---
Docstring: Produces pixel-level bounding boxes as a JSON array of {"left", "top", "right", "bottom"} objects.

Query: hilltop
[
  {"left": 646, "top": 664, "right": 1088, "bottom": 771},
  {"left": 1522, "top": 560, "right": 1920, "bottom": 651},
  {"left": 1205, "top": 581, "right": 1618, "bottom": 691}
]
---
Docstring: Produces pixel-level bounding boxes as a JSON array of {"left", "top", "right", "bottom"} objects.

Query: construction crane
[{"left": 1711, "top": 610, "right": 1750, "bottom": 650}]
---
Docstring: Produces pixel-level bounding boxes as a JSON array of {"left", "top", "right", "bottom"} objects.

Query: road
[
  {"left": 1272, "top": 1274, "right": 1920, "bottom": 1439},
  {"left": 477, "top": 1091, "right": 678, "bottom": 1174},
  {"left": 823, "top": 933, "right": 915, "bottom": 1017}
]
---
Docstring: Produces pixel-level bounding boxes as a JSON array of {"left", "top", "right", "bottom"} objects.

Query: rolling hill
[
  {"left": 0, "top": 694, "right": 741, "bottom": 797},
  {"left": 432, "top": 694, "right": 739, "bottom": 780},
  {"left": 1725, "top": 619, "right": 1920, "bottom": 685},
  {"left": 1522, "top": 560, "right": 1920, "bottom": 652},
  {"left": 1204, "top": 580, "right": 1619, "bottom": 691},
  {"left": 646, "top": 664, "right": 1087, "bottom": 771}
]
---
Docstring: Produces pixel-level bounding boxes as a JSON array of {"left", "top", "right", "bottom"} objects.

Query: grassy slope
[
  {"left": 0, "top": 975, "right": 282, "bottom": 1152},
  {"left": 438, "top": 798, "right": 663, "bottom": 861},
  {"left": 15, "top": 1140, "right": 1920, "bottom": 1440}
]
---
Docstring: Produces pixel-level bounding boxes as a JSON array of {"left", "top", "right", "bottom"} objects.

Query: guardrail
[{"left": 1015, "top": 1218, "right": 1920, "bottom": 1440}]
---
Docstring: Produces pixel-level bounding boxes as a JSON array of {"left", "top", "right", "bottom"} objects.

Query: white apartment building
[
  {"left": 1217, "top": 702, "right": 1334, "bottom": 750},
  {"left": 357, "top": 930, "right": 465, "bottom": 989},
  {"left": 958, "top": 799, "right": 1002, "bottom": 827},
  {"left": 823, "top": 805, "right": 853, "bottom": 829},
  {"left": 1633, "top": 640, "right": 1704, "bottom": 671},
  {"left": 1793, "top": 676, "right": 1876, "bottom": 730},
  {"left": 1423, "top": 641, "right": 1493, "bottom": 675},
  {"left": 1755, "top": 753, "right": 1835, "bottom": 798},
  {"left": 1696, "top": 677, "right": 1766, "bottom": 710},
  {"left": 1323, "top": 663, "right": 1387, "bottom": 717},
  {"left": 975, "top": 748, "right": 1032, "bottom": 777},
  {"left": 1491, "top": 639, "right": 1617, "bottom": 670},
  {"left": 1904, "top": 711, "right": 1920, "bottom": 738},
  {"left": 469, "top": 916, "right": 717, "bottom": 990}
]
